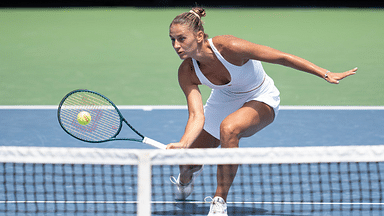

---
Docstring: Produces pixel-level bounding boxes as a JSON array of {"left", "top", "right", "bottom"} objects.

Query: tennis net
[{"left": 1, "top": 145, "right": 384, "bottom": 216}]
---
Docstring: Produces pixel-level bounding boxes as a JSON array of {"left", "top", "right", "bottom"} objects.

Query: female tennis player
[{"left": 166, "top": 7, "right": 357, "bottom": 216}]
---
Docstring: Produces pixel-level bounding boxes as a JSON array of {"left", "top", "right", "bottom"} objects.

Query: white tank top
[{"left": 192, "top": 38, "right": 266, "bottom": 94}]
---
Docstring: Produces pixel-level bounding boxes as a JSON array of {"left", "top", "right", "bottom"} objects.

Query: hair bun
[{"left": 191, "top": 7, "right": 206, "bottom": 18}]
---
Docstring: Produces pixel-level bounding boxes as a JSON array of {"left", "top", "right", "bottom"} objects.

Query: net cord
[
  {"left": 2, "top": 145, "right": 384, "bottom": 165},
  {"left": 2, "top": 145, "right": 384, "bottom": 216}
]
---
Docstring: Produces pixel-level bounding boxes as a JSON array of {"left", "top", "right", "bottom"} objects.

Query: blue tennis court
[
  {"left": 1, "top": 107, "right": 383, "bottom": 149},
  {"left": 1, "top": 107, "right": 384, "bottom": 216}
]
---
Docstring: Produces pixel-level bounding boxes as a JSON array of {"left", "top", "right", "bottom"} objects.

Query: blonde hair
[{"left": 170, "top": 7, "right": 208, "bottom": 40}]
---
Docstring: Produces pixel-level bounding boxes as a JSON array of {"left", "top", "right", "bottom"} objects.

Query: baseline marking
[{"left": 1, "top": 105, "right": 384, "bottom": 110}]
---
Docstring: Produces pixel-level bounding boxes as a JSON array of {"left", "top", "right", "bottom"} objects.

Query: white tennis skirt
[{"left": 203, "top": 75, "right": 280, "bottom": 140}]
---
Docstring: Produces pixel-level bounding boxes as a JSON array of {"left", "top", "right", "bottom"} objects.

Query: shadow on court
[{"left": 152, "top": 202, "right": 303, "bottom": 216}]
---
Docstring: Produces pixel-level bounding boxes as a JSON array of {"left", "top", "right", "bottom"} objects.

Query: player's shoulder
[
  {"left": 211, "top": 35, "right": 248, "bottom": 53},
  {"left": 178, "top": 58, "right": 194, "bottom": 74},
  {"left": 178, "top": 58, "right": 200, "bottom": 86}
]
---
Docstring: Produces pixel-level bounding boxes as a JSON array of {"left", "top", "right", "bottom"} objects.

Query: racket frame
[{"left": 58, "top": 89, "right": 166, "bottom": 149}]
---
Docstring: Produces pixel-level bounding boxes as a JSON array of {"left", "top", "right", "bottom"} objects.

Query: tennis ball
[{"left": 77, "top": 111, "right": 91, "bottom": 125}]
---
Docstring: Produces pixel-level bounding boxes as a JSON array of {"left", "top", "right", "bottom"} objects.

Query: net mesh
[{"left": 1, "top": 146, "right": 384, "bottom": 216}]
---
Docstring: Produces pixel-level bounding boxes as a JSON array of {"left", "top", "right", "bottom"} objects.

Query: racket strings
[{"left": 59, "top": 91, "right": 121, "bottom": 142}]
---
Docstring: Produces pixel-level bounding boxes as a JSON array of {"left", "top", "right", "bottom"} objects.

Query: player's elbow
[
  {"left": 195, "top": 112, "right": 206, "bottom": 123},
  {"left": 275, "top": 53, "right": 298, "bottom": 67},
  {"left": 269, "top": 52, "right": 288, "bottom": 65},
  {"left": 189, "top": 112, "right": 205, "bottom": 125}
]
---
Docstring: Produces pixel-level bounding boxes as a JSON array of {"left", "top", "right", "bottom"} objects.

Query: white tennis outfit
[{"left": 192, "top": 38, "right": 280, "bottom": 140}]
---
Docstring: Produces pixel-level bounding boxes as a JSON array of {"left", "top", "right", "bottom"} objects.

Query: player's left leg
[
  {"left": 220, "top": 100, "right": 275, "bottom": 148},
  {"left": 215, "top": 100, "right": 275, "bottom": 201}
]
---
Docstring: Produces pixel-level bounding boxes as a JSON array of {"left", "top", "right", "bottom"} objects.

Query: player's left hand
[{"left": 325, "top": 67, "right": 357, "bottom": 84}]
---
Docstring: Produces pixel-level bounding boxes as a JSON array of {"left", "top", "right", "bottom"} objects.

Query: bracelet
[{"left": 324, "top": 71, "right": 330, "bottom": 78}]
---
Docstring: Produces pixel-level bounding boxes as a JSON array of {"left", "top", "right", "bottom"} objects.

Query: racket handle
[{"left": 143, "top": 137, "right": 167, "bottom": 149}]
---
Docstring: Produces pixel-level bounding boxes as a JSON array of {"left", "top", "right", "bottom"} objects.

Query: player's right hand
[{"left": 166, "top": 142, "right": 188, "bottom": 149}]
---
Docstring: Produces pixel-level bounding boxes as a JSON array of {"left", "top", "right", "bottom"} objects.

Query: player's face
[{"left": 169, "top": 24, "right": 199, "bottom": 59}]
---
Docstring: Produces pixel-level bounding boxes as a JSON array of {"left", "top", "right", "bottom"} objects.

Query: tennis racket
[{"left": 57, "top": 89, "right": 166, "bottom": 149}]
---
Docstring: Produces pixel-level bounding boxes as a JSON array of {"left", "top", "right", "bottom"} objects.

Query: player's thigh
[
  {"left": 189, "top": 129, "right": 220, "bottom": 149},
  {"left": 220, "top": 100, "right": 275, "bottom": 139}
]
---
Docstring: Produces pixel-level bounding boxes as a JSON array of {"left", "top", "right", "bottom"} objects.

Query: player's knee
[{"left": 220, "top": 121, "right": 240, "bottom": 142}]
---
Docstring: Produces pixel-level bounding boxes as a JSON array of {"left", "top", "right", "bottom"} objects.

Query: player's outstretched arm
[{"left": 217, "top": 35, "right": 357, "bottom": 84}]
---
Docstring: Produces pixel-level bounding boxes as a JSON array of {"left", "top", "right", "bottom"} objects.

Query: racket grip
[{"left": 143, "top": 137, "right": 167, "bottom": 149}]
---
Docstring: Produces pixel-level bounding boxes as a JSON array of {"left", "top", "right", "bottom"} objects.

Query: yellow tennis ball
[{"left": 77, "top": 111, "right": 91, "bottom": 125}]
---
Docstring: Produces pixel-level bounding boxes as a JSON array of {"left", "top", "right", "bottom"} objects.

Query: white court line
[
  {"left": 0, "top": 105, "right": 186, "bottom": 110},
  {"left": 280, "top": 106, "right": 384, "bottom": 110},
  {"left": 0, "top": 105, "right": 384, "bottom": 110},
  {"left": 0, "top": 200, "right": 383, "bottom": 205}
]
